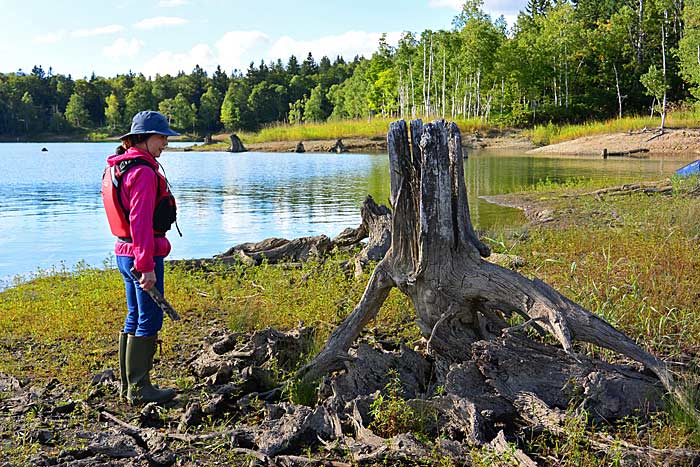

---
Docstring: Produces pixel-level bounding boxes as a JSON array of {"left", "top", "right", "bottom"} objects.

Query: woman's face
[{"left": 146, "top": 134, "right": 169, "bottom": 158}]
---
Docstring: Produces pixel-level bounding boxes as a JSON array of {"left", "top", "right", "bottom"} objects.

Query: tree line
[{"left": 2, "top": 0, "right": 700, "bottom": 137}]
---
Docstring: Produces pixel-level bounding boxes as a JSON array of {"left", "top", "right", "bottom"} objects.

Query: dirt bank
[
  {"left": 245, "top": 136, "right": 387, "bottom": 153},
  {"left": 529, "top": 127, "right": 700, "bottom": 156}
]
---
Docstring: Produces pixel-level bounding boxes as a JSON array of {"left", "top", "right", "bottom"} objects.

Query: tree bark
[{"left": 299, "top": 119, "right": 677, "bottom": 404}]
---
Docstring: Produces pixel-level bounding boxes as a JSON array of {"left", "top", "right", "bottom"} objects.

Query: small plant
[
  {"left": 369, "top": 370, "right": 418, "bottom": 438},
  {"left": 284, "top": 377, "right": 319, "bottom": 407},
  {"left": 470, "top": 443, "right": 519, "bottom": 467}
]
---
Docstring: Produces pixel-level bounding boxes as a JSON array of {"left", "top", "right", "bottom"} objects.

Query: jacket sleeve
[{"left": 123, "top": 166, "right": 157, "bottom": 273}]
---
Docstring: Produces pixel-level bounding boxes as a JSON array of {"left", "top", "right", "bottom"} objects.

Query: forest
[{"left": 1, "top": 0, "right": 698, "bottom": 137}]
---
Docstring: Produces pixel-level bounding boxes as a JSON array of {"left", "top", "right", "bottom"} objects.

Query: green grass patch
[
  {"left": 213, "top": 117, "right": 498, "bottom": 144},
  {"left": 0, "top": 252, "right": 417, "bottom": 385}
]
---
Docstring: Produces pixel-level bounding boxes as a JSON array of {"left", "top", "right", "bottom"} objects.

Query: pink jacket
[{"left": 107, "top": 148, "right": 171, "bottom": 273}]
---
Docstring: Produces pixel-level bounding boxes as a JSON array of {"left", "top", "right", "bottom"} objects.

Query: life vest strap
[{"left": 117, "top": 234, "right": 166, "bottom": 243}]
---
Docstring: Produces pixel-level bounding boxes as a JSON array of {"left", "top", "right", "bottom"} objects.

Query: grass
[
  {"left": 209, "top": 117, "right": 498, "bottom": 145},
  {"left": 526, "top": 110, "right": 700, "bottom": 146},
  {"left": 0, "top": 252, "right": 417, "bottom": 385},
  {"left": 3, "top": 175, "right": 700, "bottom": 464},
  {"left": 504, "top": 177, "right": 700, "bottom": 359},
  {"left": 204, "top": 109, "right": 700, "bottom": 149}
]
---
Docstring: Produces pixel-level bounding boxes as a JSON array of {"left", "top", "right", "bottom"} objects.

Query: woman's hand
[{"left": 139, "top": 270, "right": 157, "bottom": 291}]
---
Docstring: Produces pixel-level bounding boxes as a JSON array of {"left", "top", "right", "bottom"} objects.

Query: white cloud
[
  {"left": 71, "top": 25, "right": 124, "bottom": 37},
  {"left": 159, "top": 0, "right": 187, "bottom": 6},
  {"left": 139, "top": 29, "right": 401, "bottom": 78},
  {"left": 134, "top": 16, "right": 189, "bottom": 30},
  {"left": 142, "top": 43, "right": 215, "bottom": 77},
  {"left": 215, "top": 31, "right": 271, "bottom": 70},
  {"left": 103, "top": 38, "right": 145, "bottom": 59},
  {"left": 34, "top": 30, "right": 66, "bottom": 44},
  {"left": 267, "top": 30, "right": 402, "bottom": 63}
]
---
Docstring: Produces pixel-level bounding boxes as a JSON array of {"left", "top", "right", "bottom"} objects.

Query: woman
[{"left": 101, "top": 110, "right": 179, "bottom": 404}]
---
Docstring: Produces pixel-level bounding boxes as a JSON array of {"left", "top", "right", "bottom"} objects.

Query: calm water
[{"left": 0, "top": 142, "right": 690, "bottom": 288}]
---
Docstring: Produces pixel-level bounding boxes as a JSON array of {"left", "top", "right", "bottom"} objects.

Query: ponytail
[{"left": 115, "top": 134, "right": 151, "bottom": 155}]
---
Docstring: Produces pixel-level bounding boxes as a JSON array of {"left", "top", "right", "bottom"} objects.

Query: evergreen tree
[{"left": 212, "top": 65, "right": 230, "bottom": 96}]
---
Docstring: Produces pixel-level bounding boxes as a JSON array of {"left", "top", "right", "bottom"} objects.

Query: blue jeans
[{"left": 116, "top": 255, "right": 165, "bottom": 337}]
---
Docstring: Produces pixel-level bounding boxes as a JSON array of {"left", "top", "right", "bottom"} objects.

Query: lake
[{"left": 0, "top": 142, "right": 689, "bottom": 288}]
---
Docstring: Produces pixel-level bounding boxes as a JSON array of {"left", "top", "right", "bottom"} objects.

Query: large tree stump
[
  {"left": 299, "top": 119, "right": 681, "bottom": 413},
  {"left": 229, "top": 134, "right": 247, "bottom": 152}
]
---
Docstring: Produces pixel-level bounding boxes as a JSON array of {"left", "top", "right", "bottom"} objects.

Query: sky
[{"left": 1, "top": 0, "right": 528, "bottom": 79}]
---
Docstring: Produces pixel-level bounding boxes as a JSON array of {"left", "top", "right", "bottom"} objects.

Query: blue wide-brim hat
[{"left": 120, "top": 110, "right": 180, "bottom": 139}]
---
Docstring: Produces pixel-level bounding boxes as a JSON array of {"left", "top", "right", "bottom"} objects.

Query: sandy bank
[{"left": 529, "top": 127, "right": 700, "bottom": 156}]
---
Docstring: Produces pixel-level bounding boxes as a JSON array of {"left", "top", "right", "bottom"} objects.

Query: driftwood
[
  {"left": 568, "top": 179, "right": 673, "bottom": 198},
  {"left": 298, "top": 119, "right": 681, "bottom": 415},
  {"left": 218, "top": 235, "right": 334, "bottom": 265},
  {"left": 602, "top": 147, "right": 649, "bottom": 158},
  {"left": 170, "top": 196, "right": 391, "bottom": 272}
]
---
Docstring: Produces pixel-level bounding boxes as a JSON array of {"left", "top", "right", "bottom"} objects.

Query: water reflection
[{"left": 0, "top": 142, "right": 689, "bottom": 287}]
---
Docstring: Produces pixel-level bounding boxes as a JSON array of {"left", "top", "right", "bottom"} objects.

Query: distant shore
[
  {"left": 5, "top": 124, "right": 700, "bottom": 156},
  {"left": 174, "top": 128, "right": 536, "bottom": 153},
  {"left": 194, "top": 127, "right": 700, "bottom": 155}
]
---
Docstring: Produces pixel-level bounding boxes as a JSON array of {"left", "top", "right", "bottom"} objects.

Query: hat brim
[{"left": 119, "top": 128, "right": 181, "bottom": 139}]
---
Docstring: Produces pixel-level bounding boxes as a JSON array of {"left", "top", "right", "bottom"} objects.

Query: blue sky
[{"left": 2, "top": 0, "right": 527, "bottom": 78}]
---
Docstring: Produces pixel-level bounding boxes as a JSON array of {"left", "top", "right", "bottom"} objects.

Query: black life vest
[{"left": 101, "top": 158, "right": 178, "bottom": 240}]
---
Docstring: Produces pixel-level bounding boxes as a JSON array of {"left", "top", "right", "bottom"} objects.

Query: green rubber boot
[
  {"left": 125, "top": 334, "right": 176, "bottom": 404},
  {"left": 118, "top": 332, "right": 128, "bottom": 399}
]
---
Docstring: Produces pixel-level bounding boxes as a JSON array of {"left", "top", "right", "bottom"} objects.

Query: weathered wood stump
[
  {"left": 229, "top": 134, "right": 247, "bottom": 152},
  {"left": 299, "top": 119, "right": 681, "bottom": 418},
  {"left": 295, "top": 141, "right": 305, "bottom": 153},
  {"left": 329, "top": 138, "right": 348, "bottom": 153}
]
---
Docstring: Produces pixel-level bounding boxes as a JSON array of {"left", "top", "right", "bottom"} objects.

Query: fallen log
[
  {"left": 170, "top": 195, "right": 390, "bottom": 271},
  {"left": 602, "top": 148, "right": 650, "bottom": 158},
  {"left": 567, "top": 179, "right": 673, "bottom": 198}
]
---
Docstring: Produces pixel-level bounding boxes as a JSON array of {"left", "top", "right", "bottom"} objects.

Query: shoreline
[
  {"left": 5, "top": 126, "right": 700, "bottom": 156},
  {"left": 175, "top": 128, "right": 537, "bottom": 153},
  {"left": 179, "top": 127, "right": 700, "bottom": 155}
]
